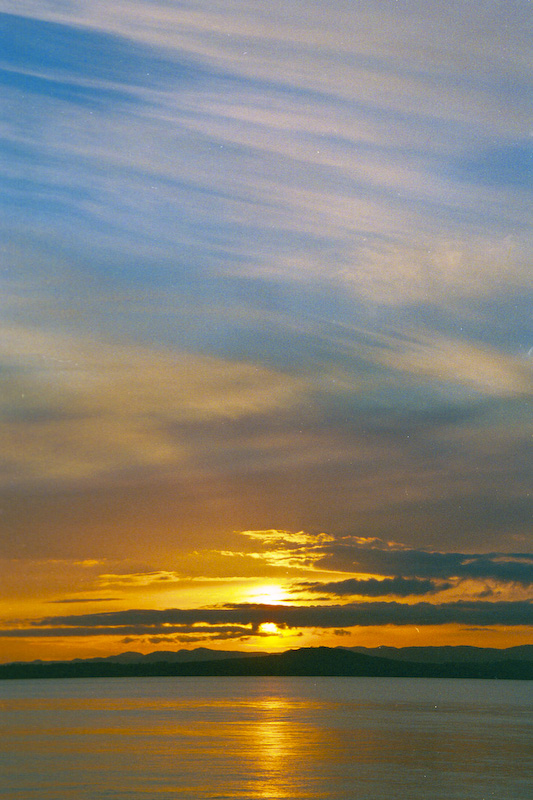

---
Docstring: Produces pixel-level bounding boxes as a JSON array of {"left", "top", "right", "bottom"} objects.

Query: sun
[{"left": 259, "top": 622, "right": 280, "bottom": 636}]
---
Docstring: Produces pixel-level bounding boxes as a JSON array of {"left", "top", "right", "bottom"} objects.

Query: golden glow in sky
[{"left": 247, "top": 585, "right": 289, "bottom": 606}]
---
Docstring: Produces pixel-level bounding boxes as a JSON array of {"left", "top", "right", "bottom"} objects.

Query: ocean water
[{"left": 0, "top": 677, "right": 531, "bottom": 799}]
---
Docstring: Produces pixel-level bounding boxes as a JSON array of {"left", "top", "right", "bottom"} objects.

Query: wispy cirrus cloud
[
  {"left": 374, "top": 331, "right": 533, "bottom": 398},
  {"left": 2, "top": 3, "right": 531, "bottom": 311}
]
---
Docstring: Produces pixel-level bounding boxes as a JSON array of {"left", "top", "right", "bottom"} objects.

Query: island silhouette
[{"left": 1, "top": 645, "right": 532, "bottom": 680}]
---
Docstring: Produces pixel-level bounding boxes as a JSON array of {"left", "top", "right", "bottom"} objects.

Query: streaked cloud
[
  {"left": 0, "top": 323, "right": 305, "bottom": 486},
  {"left": 293, "top": 576, "right": 450, "bottom": 598},
  {"left": 47, "top": 597, "right": 121, "bottom": 604},
  {"left": 2, "top": 5, "right": 530, "bottom": 306},
  {"left": 374, "top": 331, "right": 533, "bottom": 398}
]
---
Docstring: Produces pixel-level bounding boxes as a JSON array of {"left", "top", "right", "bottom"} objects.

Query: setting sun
[{"left": 259, "top": 622, "right": 280, "bottom": 636}]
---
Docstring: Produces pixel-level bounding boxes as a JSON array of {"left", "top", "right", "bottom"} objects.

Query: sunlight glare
[
  {"left": 249, "top": 584, "right": 286, "bottom": 605},
  {"left": 259, "top": 622, "right": 280, "bottom": 636}
]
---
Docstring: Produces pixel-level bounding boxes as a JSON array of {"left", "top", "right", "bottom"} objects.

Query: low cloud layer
[{"left": 2, "top": 599, "right": 532, "bottom": 640}]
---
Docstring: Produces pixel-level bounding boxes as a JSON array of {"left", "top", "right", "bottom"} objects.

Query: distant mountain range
[
  {"left": 1, "top": 645, "right": 532, "bottom": 680},
  {"left": 348, "top": 644, "right": 533, "bottom": 663},
  {"left": 14, "top": 643, "right": 533, "bottom": 667},
  {"left": 69, "top": 646, "right": 271, "bottom": 665}
]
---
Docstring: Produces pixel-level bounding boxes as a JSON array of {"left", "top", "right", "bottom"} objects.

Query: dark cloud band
[
  {"left": 0, "top": 599, "right": 528, "bottom": 637},
  {"left": 313, "top": 547, "right": 533, "bottom": 584}
]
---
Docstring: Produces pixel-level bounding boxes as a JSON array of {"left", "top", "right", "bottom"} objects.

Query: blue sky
[{"left": 0, "top": 1, "right": 531, "bottom": 659}]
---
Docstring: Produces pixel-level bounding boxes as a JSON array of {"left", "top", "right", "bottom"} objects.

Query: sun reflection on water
[{"left": 245, "top": 696, "right": 299, "bottom": 799}]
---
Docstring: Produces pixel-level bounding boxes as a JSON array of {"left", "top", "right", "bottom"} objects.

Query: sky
[{"left": 0, "top": 0, "right": 532, "bottom": 663}]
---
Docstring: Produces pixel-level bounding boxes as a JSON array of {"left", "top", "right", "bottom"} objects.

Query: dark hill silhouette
[
  {"left": 66, "top": 647, "right": 269, "bottom": 665},
  {"left": 1, "top": 646, "right": 532, "bottom": 680},
  {"left": 17, "top": 643, "right": 533, "bottom": 670},
  {"left": 348, "top": 644, "right": 533, "bottom": 663}
]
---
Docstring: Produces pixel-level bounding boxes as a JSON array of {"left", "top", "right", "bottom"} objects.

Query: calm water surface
[{"left": 0, "top": 677, "right": 531, "bottom": 799}]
